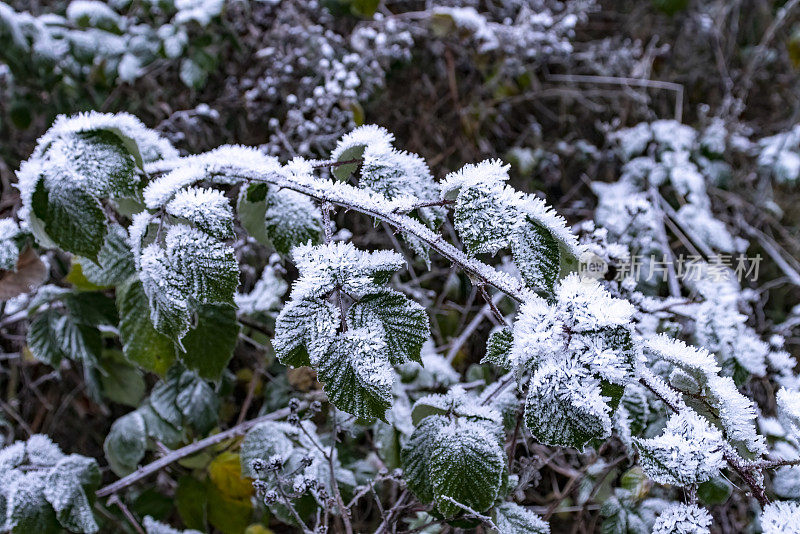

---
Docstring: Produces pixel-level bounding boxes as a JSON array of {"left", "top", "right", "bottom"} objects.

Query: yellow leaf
[
  {"left": 244, "top": 525, "right": 273, "bottom": 534},
  {"left": 65, "top": 260, "right": 106, "bottom": 291},
  {"left": 208, "top": 452, "right": 254, "bottom": 500}
]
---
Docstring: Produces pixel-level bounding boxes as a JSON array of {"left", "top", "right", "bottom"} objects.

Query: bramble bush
[{"left": 2, "top": 1, "right": 800, "bottom": 534}]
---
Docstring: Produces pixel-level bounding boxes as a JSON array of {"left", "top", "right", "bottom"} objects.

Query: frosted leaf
[
  {"left": 651, "top": 120, "right": 698, "bottom": 153},
  {"left": 34, "top": 111, "right": 178, "bottom": 166},
  {"left": 173, "top": 0, "right": 224, "bottom": 26},
  {"left": 315, "top": 327, "right": 394, "bottom": 422},
  {"left": 360, "top": 145, "right": 444, "bottom": 227},
  {"left": 401, "top": 415, "right": 448, "bottom": 504},
  {"left": 493, "top": 502, "right": 550, "bottom": 534},
  {"left": 758, "top": 125, "right": 800, "bottom": 184},
  {"left": 705, "top": 376, "right": 767, "bottom": 457},
  {"left": 66, "top": 1, "right": 121, "bottom": 29},
  {"left": 263, "top": 188, "right": 322, "bottom": 254},
  {"left": 165, "top": 187, "right": 234, "bottom": 239},
  {"left": 441, "top": 160, "right": 518, "bottom": 256},
  {"left": 290, "top": 241, "right": 404, "bottom": 300},
  {"left": 411, "top": 387, "right": 503, "bottom": 427},
  {"left": 651, "top": 503, "right": 712, "bottom": 534},
  {"left": 77, "top": 224, "right": 136, "bottom": 286},
  {"left": 330, "top": 125, "right": 394, "bottom": 180},
  {"left": 3, "top": 471, "right": 56, "bottom": 533},
  {"left": 0, "top": 441, "right": 25, "bottom": 472},
  {"left": 431, "top": 7, "right": 499, "bottom": 52},
  {"left": 144, "top": 165, "right": 210, "bottom": 210},
  {"left": 274, "top": 298, "right": 340, "bottom": 367},
  {"left": 235, "top": 264, "right": 287, "bottom": 315},
  {"left": 510, "top": 276, "right": 635, "bottom": 382},
  {"left": 675, "top": 204, "right": 737, "bottom": 253},
  {"left": 516, "top": 195, "right": 583, "bottom": 260},
  {"left": 346, "top": 288, "right": 430, "bottom": 365},
  {"left": 0, "top": 219, "right": 20, "bottom": 270},
  {"left": 778, "top": 388, "right": 800, "bottom": 441},
  {"left": 43, "top": 455, "right": 100, "bottom": 533},
  {"left": 525, "top": 358, "right": 612, "bottom": 448},
  {"left": 138, "top": 225, "right": 238, "bottom": 340},
  {"left": 610, "top": 123, "right": 652, "bottom": 160},
  {"left": 24, "top": 434, "right": 65, "bottom": 467},
  {"left": 773, "top": 466, "right": 800, "bottom": 499},
  {"left": 143, "top": 516, "right": 203, "bottom": 534},
  {"left": 481, "top": 326, "right": 514, "bottom": 369},
  {"left": 429, "top": 418, "right": 506, "bottom": 517},
  {"left": 139, "top": 243, "right": 193, "bottom": 340},
  {"left": 762, "top": 501, "right": 800, "bottom": 534},
  {"left": 635, "top": 410, "right": 725, "bottom": 486},
  {"left": 645, "top": 334, "right": 720, "bottom": 381}
]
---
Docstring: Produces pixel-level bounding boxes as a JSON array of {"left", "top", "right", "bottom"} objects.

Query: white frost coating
[
  {"left": 516, "top": 195, "right": 583, "bottom": 258},
  {"left": 66, "top": 1, "right": 120, "bottom": 26},
  {"left": 651, "top": 120, "right": 698, "bottom": 153},
  {"left": 645, "top": 334, "right": 721, "bottom": 377},
  {"left": 415, "top": 387, "right": 503, "bottom": 426},
  {"left": 174, "top": 0, "right": 224, "bottom": 26},
  {"left": 510, "top": 275, "right": 634, "bottom": 385},
  {"left": 431, "top": 7, "right": 499, "bottom": 53},
  {"left": 706, "top": 375, "right": 767, "bottom": 456},
  {"left": 652, "top": 503, "right": 712, "bottom": 534},
  {"left": 35, "top": 111, "right": 178, "bottom": 163},
  {"left": 0, "top": 218, "right": 20, "bottom": 270},
  {"left": 439, "top": 159, "right": 510, "bottom": 199},
  {"left": 235, "top": 264, "right": 288, "bottom": 315},
  {"left": 143, "top": 515, "right": 203, "bottom": 534},
  {"left": 330, "top": 124, "right": 394, "bottom": 162},
  {"left": 778, "top": 388, "right": 800, "bottom": 441},
  {"left": 636, "top": 410, "right": 725, "bottom": 486},
  {"left": 762, "top": 501, "right": 800, "bottom": 534},
  {"left": 290, "top": 241, "right": 405, "bottom": 300},
  {"left": 143, "top": 145, "right": 281, "bottom": 208},
  {"left": 166, "top": 187, "right": 233, "bottom": 238}
]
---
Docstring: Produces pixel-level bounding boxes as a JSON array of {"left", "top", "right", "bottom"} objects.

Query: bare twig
[{"left": 96, "top": 406, "right": 295, "bottom": 498}]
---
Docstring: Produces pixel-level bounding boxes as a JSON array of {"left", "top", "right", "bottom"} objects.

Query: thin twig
[{"left": 96, "top": 406, "right": 294, "bottom": 497}]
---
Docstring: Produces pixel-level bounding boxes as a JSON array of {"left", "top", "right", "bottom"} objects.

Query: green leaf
[
  {"left": 239, "top": 421, "right": 295, "bottom": 478},
  {"left": 98, "top": 352, "right": 146, "bottom": 407},
  {"left": 65, "top": 291, "right": 118, "bottom": 326},
  {"left": 274, "top": 298, "right": 340, "bottom": 368},
  {"left": 428, "top": 419, "right": 505, "bottom": 517},
  {"left": 179, "top": 304, "right": 239, "bottom": 381},
  {"left": 31, "top": 176, "right": 107, "bottom": 261},
  {"left": 400, "top": 415, "right": 448, "bottom": 504},
  {"left": 104, "top": 411, "right": 147, "bottom": 477},
  {"left": 118, "top": 280, "right": 177, "bottom": 375},
  {"left": 697, "top": 477, "right": 732, "bottom": 506},
  {"left": 511, "top": 217, "right": 560, "bottom": 292},
  {"left": 264, "top": 189, "right": 322, "bottom": 254},
  {"left": 78, "top": 224, "right": 136, "bottom": 287},
  {"left": 27, "top": 310, "right": 67, "bottom": 367},
  {"left": 43, "top": 455, "right": 101, "bottom": 533},
  {"left": 316, "top": 328, "right": 393, "bottom": 422},
  {"left": 150, "top": 368, "right": 184, "bottom": 428},
  {"left": 481, "top": 327, "right": 513, "bottom": 368},
  {"left": 176, "top": 371, "right": 219, "bottom": 435},
  {"left": 176, "top": 476, "right": 208, "bottom": 531},
  {"left": 347, "top": 289, "right": 430, "bottom": 365},
  {"left": 237, "top": 186, "right": 270, "bottom": 246},
  {"left": 493, "top": 502, "right": 549, "bottom": 534}
]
